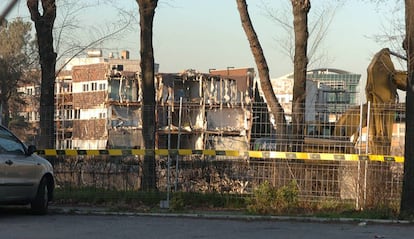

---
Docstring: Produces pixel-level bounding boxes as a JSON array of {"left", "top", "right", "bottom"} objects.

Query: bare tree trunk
[
  {"left": 137, "top": 0, "right": 158, "bottom": 191},
  {"left": 27, "top": 0, "right": 57, "bottom": 149},
  {"left": 1, "top": 98, "right": 9, "bottom": 127},
  {"left": 291, "top": 0, "right": 310, "bottom": 152},
  {"left": 0, "top": 60, "right": 10, "bottom": 127},
  {"left": 400, "top": 0, "right": 414, "bottom": 218},
  {"left": 236, "top": 0, "right": 287, "bottom": 137}
]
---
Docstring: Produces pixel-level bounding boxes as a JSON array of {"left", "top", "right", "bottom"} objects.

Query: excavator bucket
[{"left": 365, "top": 48, "right": 398, "bottom": 104}]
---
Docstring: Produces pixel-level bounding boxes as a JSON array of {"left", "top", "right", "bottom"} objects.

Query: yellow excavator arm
[{"left": 334, "top": 48, "right": 407, "bottom": 155}]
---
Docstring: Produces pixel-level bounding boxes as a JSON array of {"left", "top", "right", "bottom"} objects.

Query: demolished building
[
  {"left": 156, "top": 68, "right": 255, "bottom": 151},
  {"left": 55, "top": 51, "right": 255, "bottom": 150}
]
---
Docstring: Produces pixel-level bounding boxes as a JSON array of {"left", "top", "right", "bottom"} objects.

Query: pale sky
[{"left": 2, "top": 0, "right": 405, "bottom": 91}]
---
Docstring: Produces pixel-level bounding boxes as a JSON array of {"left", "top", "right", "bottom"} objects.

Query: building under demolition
[
  {"left": 54, "top": 50, "right": 255, "bottom": 150},
  {"left": 156, "top": 68, "right": 254, "bottom": 151}
]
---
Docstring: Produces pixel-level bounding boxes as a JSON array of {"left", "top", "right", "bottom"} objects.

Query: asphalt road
[{"left": 0, "top": 207, "right": 413, "bottom": 239}]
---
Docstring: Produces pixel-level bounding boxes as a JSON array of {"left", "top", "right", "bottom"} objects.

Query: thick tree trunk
[
  {"left": 400, "top": 0, "right": 414, "bottom": 218},
  {"left": 27, "top": 0, "right": 57, "bottom": 149},
  {"left": 236, "top": 0, "right": 287, "bottom": 137},
  {"left": 291, "top": 0, "right": 310, "bottom": 152},
  {"left": 0, "top": 60, "right": 10, "bottom": 126},
  {"left": 137, "top": 0, "right": 158, "bottom": 191},
  {"left": 1, "top": 98, "right": 9, "bottom": 127}
]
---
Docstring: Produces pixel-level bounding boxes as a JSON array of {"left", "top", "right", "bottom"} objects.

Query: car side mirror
[{"left": 27, "top": 145, "right": 37, "bottom": 155}]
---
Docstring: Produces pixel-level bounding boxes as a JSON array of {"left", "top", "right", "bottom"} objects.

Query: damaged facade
[
  {"left": 56, "top": 50, "right": 151, "bottom": 149},
  {"left": 55, "top": 50, "right": 255, "bottom": 150},
  {"left": 156, "top": 68, "right": 255, "bottom": 151}
]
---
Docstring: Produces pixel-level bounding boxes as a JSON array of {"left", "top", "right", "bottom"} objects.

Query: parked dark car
[{"left": 0, "top": 125, "right": 54, "bottom": 214}]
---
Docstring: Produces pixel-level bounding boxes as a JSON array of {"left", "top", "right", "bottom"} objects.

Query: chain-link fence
[
  {"left": 48, "top": 154, "right": 403, "bottom": 210},
  {"left": 28, "top": 101, "right": 405, "bottom": 210}
]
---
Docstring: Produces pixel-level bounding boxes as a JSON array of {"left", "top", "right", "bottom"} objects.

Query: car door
[
  {"left": 0, "top": 127, "right": 39, "bottom": 201},
  {"left": 0, "top": 148, "right": 6, "bottom": 201}
]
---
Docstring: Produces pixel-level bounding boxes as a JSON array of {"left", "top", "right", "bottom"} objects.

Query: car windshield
[{"left": 0, "top": 127, "right": 25, "bottom": 155}]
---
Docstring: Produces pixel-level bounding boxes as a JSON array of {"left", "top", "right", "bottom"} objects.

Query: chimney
[{"left": 121, "top": 50, "right": 130, "bottom": 59}]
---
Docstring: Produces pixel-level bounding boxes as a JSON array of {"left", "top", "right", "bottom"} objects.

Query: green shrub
[
  {"left": 247, "top": 180, "right": 299, "bottom": 215},
  {"left": 170, "top": 192, "right": 186, "bottom": 211}
]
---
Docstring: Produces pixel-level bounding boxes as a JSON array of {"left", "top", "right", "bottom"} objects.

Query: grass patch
[
  {"left": 53, "top": 186, "right": 401, "bottom": 220},
  {"left": 54, "top": 187, "right": 246, "bottom": 212},
  {"left": 169, "top": 192, "right": 246, "bottom": 211},
  {"left": 54, "top": 187, "right": 163, "bottom": 211}
]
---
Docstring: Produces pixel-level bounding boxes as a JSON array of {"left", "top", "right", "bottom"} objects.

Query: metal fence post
[{"left": 175, "top": 97, "right": 183, "bottom": 191}]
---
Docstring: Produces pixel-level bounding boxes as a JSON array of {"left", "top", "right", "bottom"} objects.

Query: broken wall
[
  {"left": 108, "top": 74, "right": 139, "bottom": 102},
  {"left": 155, "top": 70, "right": 253, "bottom": 151},
  {"left": 107, "top": 105, "right": 142, "bottom": 148},
  {"left": 206, "top": 108, "right": 248, "bottom": 133},
  {"left": 107, "top": 128, "right": 143, "bottom": 148}
]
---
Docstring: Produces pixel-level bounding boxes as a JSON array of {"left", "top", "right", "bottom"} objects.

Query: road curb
[{"left": 50, "top": 206, "right": 413, "bottom": 225}]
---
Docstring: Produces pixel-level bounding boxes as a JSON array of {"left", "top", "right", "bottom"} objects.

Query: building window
[
  {"left": 66, "top": 109, "right": 73, "bottom": 119},
  {"left": 60, "top": 83, "right": 71, "bottom": 93},
  {"left": 91, "top": 82, "right": 98, "bottom": 91},
  {"left": 27, "top": 111, "right": 38, "bottom": 122},
  {"left": 82, "top": 84, "right": 89, "bottom": 92},
  {"left": 57, "top": 109, "right": 64, "bottom": 120},
  {"left": 35, "top": 87, "right": 40, "bottom": 95},
  {"left": 74, "top": 109, "right": 80, "bottom": 119},
  {"left": 27, "top": 88, "right": 33, "bottom": 95},
  {"left": 99, "top": 83, "right": 106, "bottom": 90},
  {"left": 99, "top": 112, "right": 106, "bottom": 119},
  {"left": 66, "top": 140, "right": 72, "bottom": 149}
]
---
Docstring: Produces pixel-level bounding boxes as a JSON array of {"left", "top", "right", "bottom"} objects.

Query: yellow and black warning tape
[{"left": 36, "top": 149, "right": 404, "bottom": 163}]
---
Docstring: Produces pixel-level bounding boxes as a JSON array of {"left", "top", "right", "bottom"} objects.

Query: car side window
[{"left": 0, "top": 127, "right": 25, "bottom": 155}]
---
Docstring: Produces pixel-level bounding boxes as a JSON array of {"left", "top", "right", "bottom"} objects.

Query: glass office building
[
  {"left": 307, "top": 68, "right": 361, "bottom": 105},
  {"left": 271, "top": 68, "right": 361, "bottom": 126}
]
